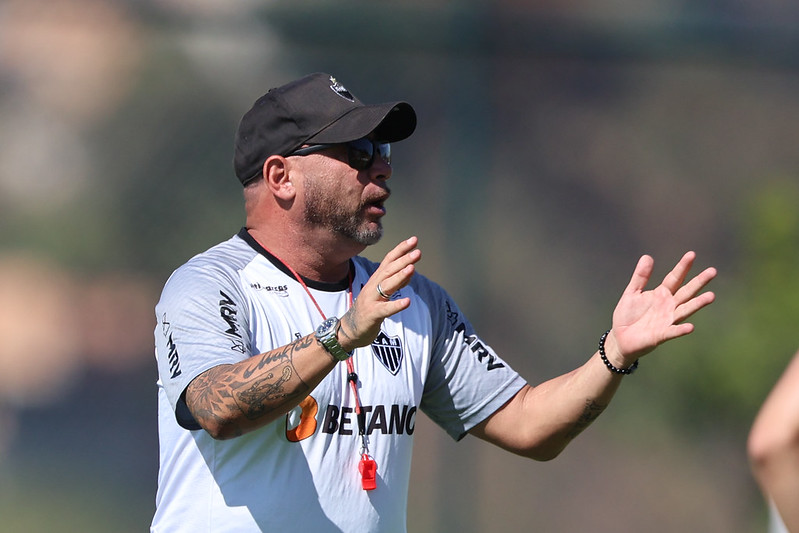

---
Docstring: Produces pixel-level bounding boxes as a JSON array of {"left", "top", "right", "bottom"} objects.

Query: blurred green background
[{"left": 1, "top": 0, "right": 798, "bottom": 531}]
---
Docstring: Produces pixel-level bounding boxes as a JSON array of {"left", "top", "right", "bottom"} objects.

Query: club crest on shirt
[{"left": 371, "top": 331, "right": 404, "bottom": 375}]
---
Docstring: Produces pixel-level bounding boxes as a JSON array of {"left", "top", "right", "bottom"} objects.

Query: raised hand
[
  {"left": 607, "top": 251, "right": 717, "bottom": 366},
  {"left": 339, "top": 236, "right": 421, "bottom": 350}
]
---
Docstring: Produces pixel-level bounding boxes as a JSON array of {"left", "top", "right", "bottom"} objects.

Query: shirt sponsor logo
[
  {"left": 322, "top": 404, "right": 416, "bottom": 436},
  {"left": 161, "top": 314, "right": 182, "bottom": 379},
  {"left": 446, "top": 300, "right": 505, "bottom": 370},
  {"left": 166, "top": 333, "right": 181, "bottom": 379},
  {"left": 455, "top": 322, "right": 506, "bottom": 371},
  {"left": 250, "top": 282, "right": 289, "bottom": 297},
  {"left": 371, "top": 331, "right": 404, "bottom": 375},
  {"left": 445, "top": 299, "right": 505, "bottom": 371},
  {"left": 219, "top": 290, "right": 245, "bottom": 353}
]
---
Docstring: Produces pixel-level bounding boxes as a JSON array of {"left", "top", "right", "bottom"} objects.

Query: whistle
[{"left": 358, "top": 454, "right": 377, "bottom": 491}]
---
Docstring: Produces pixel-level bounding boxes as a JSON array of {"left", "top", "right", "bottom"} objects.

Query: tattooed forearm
[
  {"left": 237, "top": 366, "right": 300, "bottom": 419},
  {"left": 564, "top": 399, "right": 607, "bottom": 440},
  {"left": 242, "top": 335, "right": 314, "bottom": 379},
  {"left": 186, "top": 334, "right": 322, "bottom": 435}
]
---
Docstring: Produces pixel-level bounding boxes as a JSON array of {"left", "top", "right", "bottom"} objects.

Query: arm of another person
[
  {"left": 470, "top": 252, "right": 717, "bottom": 461},
  {"left": 185, "top": 237, "right": 422, "bottom": 440},
  {"left": 748, "top": 349, "right": 799, "bottom": 533}
]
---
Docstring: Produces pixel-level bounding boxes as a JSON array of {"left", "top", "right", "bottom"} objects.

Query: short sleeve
[
  {"left": 154, "top": 260, "right": 252, "bottom": 429},
  {"left": 417, "top": 279, "right": 527, "bottom": 441}
]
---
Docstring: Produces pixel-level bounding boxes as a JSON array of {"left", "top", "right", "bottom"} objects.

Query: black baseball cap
[{"left": 233, "top": 73, "right": 417, "bottom": 185}]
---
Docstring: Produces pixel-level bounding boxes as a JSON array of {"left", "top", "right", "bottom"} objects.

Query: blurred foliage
[{"left": 640, "top": 178, "right": 799, "bottom": 431}]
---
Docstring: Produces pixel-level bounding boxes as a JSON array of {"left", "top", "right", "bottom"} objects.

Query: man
[{"left": 152, "top": 72, "right": 717, "bottom": 532}]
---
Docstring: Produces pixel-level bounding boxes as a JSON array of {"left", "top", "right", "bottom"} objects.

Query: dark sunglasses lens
[
  {"left": 347, "top": 139, "right": 374, "bottom": 170},
  {"left": 346, "top": 139, "right": 391, "bottom": 170},
  {"left": 377, "top": 143, "right": 390, "bottom": 165}
]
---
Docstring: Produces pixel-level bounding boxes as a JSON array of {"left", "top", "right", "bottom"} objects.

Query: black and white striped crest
[{"left": 371, "top": 331, "right": 404, "bottom": 375}]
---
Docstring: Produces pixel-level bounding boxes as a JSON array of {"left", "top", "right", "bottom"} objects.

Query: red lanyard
[
  {"left": 285, "top": 264, "right": 362, "bottom": 423},
  {"left": 261, "top": 247, "right": 377, "bottom": 490}
]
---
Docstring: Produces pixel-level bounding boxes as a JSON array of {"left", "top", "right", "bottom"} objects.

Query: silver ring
[{"left": 376, "top": 283, "right": 391, "bottom": 300}]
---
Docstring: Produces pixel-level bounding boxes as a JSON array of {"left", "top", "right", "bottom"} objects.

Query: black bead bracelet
[{"left": 598, "top": 329, "right": 638, "bottom": 375}]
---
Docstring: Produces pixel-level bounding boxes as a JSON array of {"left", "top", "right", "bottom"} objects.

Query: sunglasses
[{"left": 287, "top": 138, "right": 391, "bottom": 171}]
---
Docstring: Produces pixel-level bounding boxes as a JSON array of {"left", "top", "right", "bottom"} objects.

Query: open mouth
[
  {"left": 365, "top": 201, "right": 386, "bottom": 217},
  {"left": 364, "top": 194, "right": 389, "bottom": 217}
]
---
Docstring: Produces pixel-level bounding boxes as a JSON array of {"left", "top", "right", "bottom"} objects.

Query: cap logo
[{"left": 329, "top": 76, "right": 355, "bottom": 102}]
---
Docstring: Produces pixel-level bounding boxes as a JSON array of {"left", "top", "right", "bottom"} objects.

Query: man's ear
[{"left": 263, "top": 155, "right": 296, "bottom": 201}]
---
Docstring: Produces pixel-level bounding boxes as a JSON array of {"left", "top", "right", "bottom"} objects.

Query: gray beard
[{"left": 303, "top": 189, "right": 383, "bottom": 246}]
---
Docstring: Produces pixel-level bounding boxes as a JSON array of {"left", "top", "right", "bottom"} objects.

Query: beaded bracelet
[{"left": 598, "top": 329, "right": 638, "bottom": 375}]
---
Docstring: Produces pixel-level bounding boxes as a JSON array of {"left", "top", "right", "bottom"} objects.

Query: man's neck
[{"left": 245, "top": 227, "right": 363, "bottom": 284}]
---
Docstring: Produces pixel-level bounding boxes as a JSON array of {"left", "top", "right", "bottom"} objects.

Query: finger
[
  {"left": 379, "top": 236, "right": 419, "bottom": 270},
  {"left": 375, "top": 281, "right": 392, "bottom": 301},
  {"left": 375, "top": 239, "right": 421, "bottom": 281},
  {"left": 357, "top": 290, "right": 413, "bottom": 318},
  {"left": 624, "top": 255, "right": 654, "bottom": 294},
  {"left": 661, "top": 251, "right": 696, "bottom": 294},
  {"left": 673, "top": 266, "right": 718, "bottom": 304},
  {"left": 376, "top": 263, "right": 417, "bottom": 299},
  {"left": 364, "top": 236, "right": 421, "bottom": 303},
  {"left": 673, "top": 290, "right": 716, "bottom": 324},
  {"left": 663, "top": 322, "right": 696, "bottom": 342}
]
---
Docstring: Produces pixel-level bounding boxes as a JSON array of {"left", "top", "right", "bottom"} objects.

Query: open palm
[{"left": 611, "top": 251, "right": 717, "bottom": 362}]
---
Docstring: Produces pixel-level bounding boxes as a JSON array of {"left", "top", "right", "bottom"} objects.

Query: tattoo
[
  {"left": 242, "top": 335, "right": 313, "bottom": 378},
  {"left": 237, "top": 366, "right": 294, "bottom": 419},
  {"left": 186, "top": 334, "right": 316, "bottom": 432},
  {"left": 564, "top": 400, "right": 606, "bottom": 440},
  {"left": 340, "top": 309, "right": 358, "bottom": 344}
]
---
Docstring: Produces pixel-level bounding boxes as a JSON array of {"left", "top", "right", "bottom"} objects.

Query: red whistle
[{"left": 358, "top": 454, "right": 377, "bottom": 491}]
